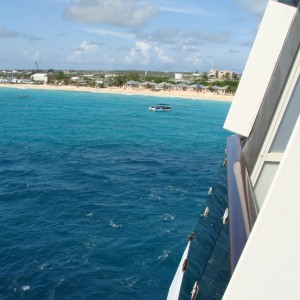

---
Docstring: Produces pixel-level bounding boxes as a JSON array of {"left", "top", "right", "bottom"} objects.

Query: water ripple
[{"left": 0, "top": 88, "right": 230, "bottom": 299}]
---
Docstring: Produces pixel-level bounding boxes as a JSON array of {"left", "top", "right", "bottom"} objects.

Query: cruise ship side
[{"left": 168, "top": 0, "right": 300, "bottom": 299}]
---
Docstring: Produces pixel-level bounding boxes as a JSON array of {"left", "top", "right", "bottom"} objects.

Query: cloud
[
  {"left": 225, "top": 49, "right": 240, "bottom": 54},
  {"left": 149, "top": 28, "right": 180, "bottom": 44},
  {"left": 235, "top": 0, "right": 268, "bottom": 14},
  {"left": 184, "top": 52, "right": 205, "bottom": 68},
  {"left": 125, "top": 40, "right": 151, "bottom": 65},
  {"left": 181, "top": 44, "right": 198, "bottom": 52},
  {"left": 139, "top": 27, "right": 231, "bottom": 48},
  {"left": 64, "top": 0, "right": 159, "bottom": 27},
  {"left": 0, "top": 27, "right": 23, "bottom": 38},
  {"left": 159, "top": 6, "right": 213, "bottom": 16},
  {"left": 240, "top": 40, "right": 254, "bottom": 47},
  {"left": 85, "top": 28, "right": 135, "bottom": 40},
  {"left": 183, "top": 29, "right": 231, "bottom": 44},
  {"left": 79, "top": 40, "right": 100, "bottom": 51},
  {"left": 28, "top": 35, "right": 42, "bottom": 41},
  {"left": 153, "top": 46, "right": 174, "bottom": 63},
  {"left": 21, "top": 51, "right": 41, "bottom": 62},
  {"left": 101, "top": 54, "right": 116, "bottom": 65},
  {"left": 67, "top": 40, "right": 100, "bottom": 62},
  {"left": 0, "top": 26, "right": 42, "bottom": 44}
]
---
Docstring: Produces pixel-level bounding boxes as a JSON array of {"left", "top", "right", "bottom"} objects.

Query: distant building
[
  {"left": 175, "top": 73, "right": 183, "bottom": 80},
  {"left": 208, "top": 69, "right": 218, "bottom": 78},
  {"left": 219, "top": 70, "right": 234, "bottom": 79},
  {"left": 104, "top": 73, "right": 117, "bottom": 78},
  {"left": 192, "top": 72, "right": 202, "bottom": 77},
  {"left": 70, "top": 76, "right": 81, "bottom": 82},
  {"left": 31, "top": 73, "right": 48, "bottom": 84},
  {"left": 10, "top": 78, "right": 22, "bottom": 84},
  {"left": 20, "top": 79, "right": 33, "bottom": 84},
  {"left": 208, "top": 69, "right": 234, "bottom": 80}
]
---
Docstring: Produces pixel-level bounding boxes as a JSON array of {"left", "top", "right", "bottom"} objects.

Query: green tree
[
  {"left": 202, "top": 72, "right": 208, "bottom": 80},
  {"left": 111, "top": 74, "right": 127, "bottom": 87},
  {"left": 63, "top": 77, "right": 71, "bottom": 85},
  {"left": 127, "top": 71, "right": 140, "bottom": 81},
  {"left": 224, "top": 72, "right": 230, "bottom": 80},
  {"left": 232, "top": 73, "right": 239, "bottom": 80},
  {"left": 55, "top": 71, "right": 66, "bottom": 81}
]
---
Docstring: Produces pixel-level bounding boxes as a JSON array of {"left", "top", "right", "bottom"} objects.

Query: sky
[{"left": 0, "top": 0, "right": 269, "bottom": 72}]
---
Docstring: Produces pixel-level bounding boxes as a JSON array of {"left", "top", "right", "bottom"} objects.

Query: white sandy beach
[{"left": 0, "top": 83, "right": 234, "bottom": 102}]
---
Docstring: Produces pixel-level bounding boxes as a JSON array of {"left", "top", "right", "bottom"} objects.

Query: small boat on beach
[{"left": 148, "top": 104, "right": 171, "bottom": 111}]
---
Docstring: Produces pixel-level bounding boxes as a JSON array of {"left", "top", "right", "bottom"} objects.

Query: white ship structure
[{"left": 168, "top": 0, "right": 300, "bottom": 299}]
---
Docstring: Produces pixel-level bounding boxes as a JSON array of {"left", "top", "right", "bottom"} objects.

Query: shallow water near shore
[{"left": 0, "top": 87, "right": 230, "bottom": 299}]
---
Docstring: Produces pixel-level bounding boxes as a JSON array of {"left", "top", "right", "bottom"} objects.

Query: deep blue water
[{"left": 0, "top": 87, "right": 230, "bottom": 299}]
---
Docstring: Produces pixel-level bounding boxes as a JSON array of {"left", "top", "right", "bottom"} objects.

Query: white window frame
[{"left": 251, "top": 47, "right": 300, "bottom": 185}]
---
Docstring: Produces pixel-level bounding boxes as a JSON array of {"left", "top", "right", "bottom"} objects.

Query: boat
[
  {"left": 168, "top": 0, "right": 300, "bottom": 299},
  {"left": 148, "top": 104, "right": 171, "bottom": 111}
]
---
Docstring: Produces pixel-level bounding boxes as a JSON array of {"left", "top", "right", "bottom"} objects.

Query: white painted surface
[
  {"left": 31, "top": 73, "right": 48, "bottom": 83},
  {"left": 222, "top": 116, "right": 300, "bottom": 299},
  {"left": 167, "top": 242, "right": 190, "bottom": 300},
  {"left": 223, "top": 1, "right": 296, "bottom": 137}
]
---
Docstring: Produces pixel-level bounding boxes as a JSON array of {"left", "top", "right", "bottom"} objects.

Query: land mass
[{"left": 0, "top": 83, "right": 233, "bottom": 102}]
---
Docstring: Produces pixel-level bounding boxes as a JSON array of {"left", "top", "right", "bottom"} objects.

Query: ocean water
[{"left": 0, "top": 87, "right": 230, "bottom": 299}]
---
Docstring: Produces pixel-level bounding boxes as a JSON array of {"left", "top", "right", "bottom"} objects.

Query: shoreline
[{"left": 0, "top": 83, "right": 234, "bottom": 102}]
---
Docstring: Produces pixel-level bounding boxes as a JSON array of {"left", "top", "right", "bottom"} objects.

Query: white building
[
  {"left": 208, "top": 69, "right": 234, "bottom": 79},
  {"left": 31, "top": 73, "right": 48, "bottom": 84},
  {"left": 70, "top": 76, "right": 81, "bottom": 82},
  {"left": 175, "top": 73, "right": 183, "bottom": 80}
]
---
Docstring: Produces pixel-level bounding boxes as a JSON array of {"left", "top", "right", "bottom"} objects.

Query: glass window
[
  {"left": 270, "top": 75, "right": 300, "bottom": 152},
  {"left": 254, "top": 162, "right": 279, "bottom": 209}
]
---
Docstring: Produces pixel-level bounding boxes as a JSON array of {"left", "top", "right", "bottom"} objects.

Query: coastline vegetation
[{"left": 0, "top": 69, "right": 240, "bottom": 95}]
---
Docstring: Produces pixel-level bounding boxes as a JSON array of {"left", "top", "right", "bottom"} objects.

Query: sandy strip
[{"left": 0, "top": 83, "right": 233, "bottom": 102}]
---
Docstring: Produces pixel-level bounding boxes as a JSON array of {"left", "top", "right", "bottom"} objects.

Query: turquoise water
[{"left": 0, "top": 87, "right": 230, "bottom": 299}]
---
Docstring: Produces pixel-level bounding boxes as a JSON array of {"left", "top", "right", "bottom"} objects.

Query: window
[{"left": 251, "top": 47, "right": 300, "bottom": 209}]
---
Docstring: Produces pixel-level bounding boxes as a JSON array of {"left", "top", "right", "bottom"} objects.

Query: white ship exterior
[{"left": 168, "top": 0, "right": 300, "bottom": 299}]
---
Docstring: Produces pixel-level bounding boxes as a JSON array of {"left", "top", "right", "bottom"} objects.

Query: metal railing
[{"left": 226, "top": 134, "right": 258, "bottom": 273}]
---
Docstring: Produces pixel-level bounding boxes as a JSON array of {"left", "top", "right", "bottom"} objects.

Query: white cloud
[
  {"left": 235, "top": 0, "right": 268, "bottom": 14},
  {"left": 159, "top": 6, "right": 213, "bottom": 16},
  {"left": 125, "top": 41, "right": 151, "bottom": 65},
  {"left": 85, "top": 28, "right": 135, "bottom": 40},
  {"left": 64, "top": 0, "right": 158, "bottom": 27},
  {"left": 102, "top": 54, "right": 116, "bottom": 65},
  {"left": 154, "top": 46, "right": 174, "bottom": 63},
  {"left": 185, "top": 52, "right": 204, "bottom": 68},
  {"left": 79, "top": 41, "right": 99, "bottom": 52},
  {"left": 33, "top": 52, "right": 41, "bottom": 62},
  {"left": 21, "top": 51, "right": 41, "bottom": 62},
  {"left": 67, "top": 40, "right": 99, "bottom": 62},
  {"left": 181, "top": 44, "right": 198, "bottom": 52}
]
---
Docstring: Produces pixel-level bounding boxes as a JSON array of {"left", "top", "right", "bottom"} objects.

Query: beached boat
[
  {"left": 148, "top": 104, "right": 171, "bottom": 111},
  {"left": 168, "top": 0, "right": 300, "bottom": 299}
]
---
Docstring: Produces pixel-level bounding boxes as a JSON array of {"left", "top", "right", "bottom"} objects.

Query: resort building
[
  {"left": 208, "top": 69, "right": 234, "bottom": 80},
  {"left": 174, "top": 73, "right": 183, "bottom": 80},
  {"left": 31, "top": 73, "right": 48, "bottom": 84}
]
